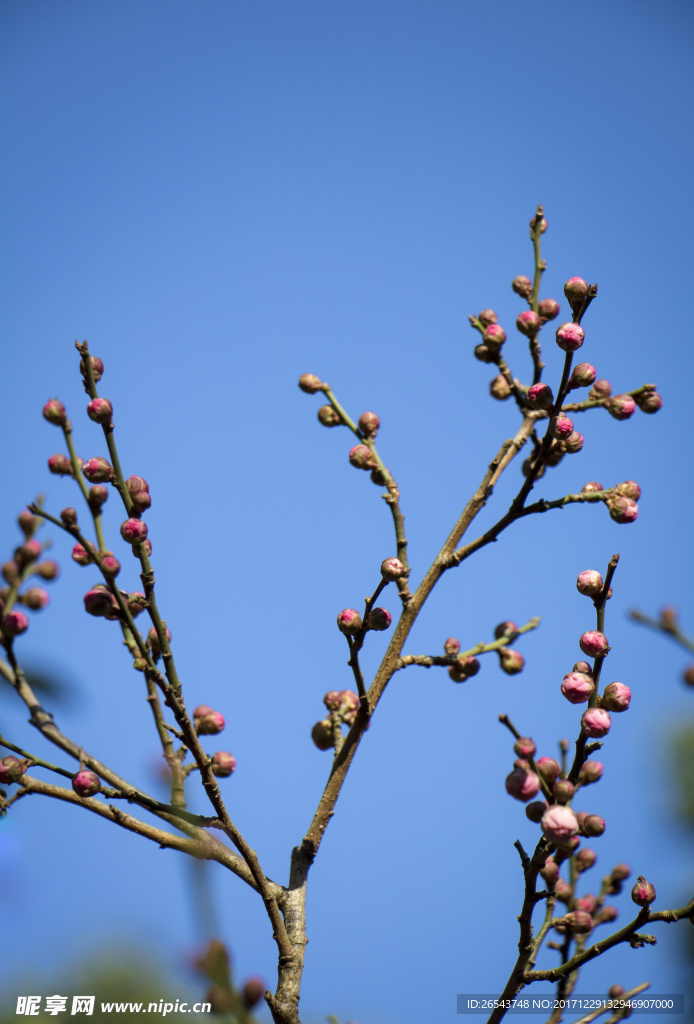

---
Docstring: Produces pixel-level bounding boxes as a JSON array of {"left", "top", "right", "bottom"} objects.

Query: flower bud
[
  {"left": 298, "top": 373, "right": 323, "bottom": 393},
  {"left": 368, "top": 607, "right": 391, "bottom": 631},
  {"left": 607, "top": 394, "right": 636, "bottom": 420},
  {"left": 635, "top": 390, "right": 662, "bottom": 414},
  {"left": 495, "top": 621, "right": 518, "bottom": 640},
  {"left": 72, "top": 543, "right": 91, "bottom": 566},
  {"left": 512, "top": 277, "right": 532, "bottom": 299},
  {"left": 443, "top": 637, "right": 460, "bottom": 656},
  {"left": 563, "top": 911, "right": 594, "bottom": 934},
  {"left": 574, "top": 661, "right": 593, "bottom": 675},
  {"left": 323, "top": 691, "right": 341, "bottom": 711},
  {"left": 602, "top": 682, "right": 631, "bottom": 712},
  {"left": 337, "top": 608, "right": 362, "bottom": 635},
  {"left": 0, "top": 754, "right": 32, "bottom": 784},
  {"left": 452, "top": 655, "right": 480, "bottom": 681},
  {"left": 545, "top": 445, "right": 564, "bottom": 467},
  {"left": 553, "top": 779, "right": 575, "bottom": 805},
  {"left": 576, "top": 571, "right": 603, "bottom": 598},
  {"left": 22, "top": 587, "right": 50, "bottom": 610},
  {"left": 683, "top": 665, "right": 694, "bottom": 687},
  {"left": 530, "top": 214, "right": 548, "bottom": 235},
  {"left": 580, "top": 631, "right": 609, "bottom": 658},
  {"left": 563, "top": 277, "right": 588, "bottom": 311},
  {"left": 615, "top": 480, "right": 641, "bottom": 501},
  {"left": 581, "top": 707, "right": 611, "bottom": 738},
  {"left": 15, "top": 540, "right": 42, "bottom": 567},
  {"left": 522, "top": 457, "right": 545, "bottom": 479},
  {"left": 242, "top": 978, "right": 265, "bottom": 1008},
  {"left": 88, "top": 485, "right": 109, "bottom": 509},
  {"left": 370, "top": 466, "right": 390, "bottom": 486},
  {"left": 311, "top": 719, "right": 333, "bottom": 750},
  {"left": 194, "top": 706, "right": 225, "bottom": 735},
  {"left": 147, "top": 626, "right": 171, "bottom": 660},
  {"left": 131, "top": 490, "right": 152, "bottom": 514},
  {"left": 490, "top": 375, "right": 511, "bottom": 400},
  {"left": 576, "top": 848, "right": 597, "bottom": 871},
  {"left": 581, "top": 813, "right": 606, "bottom": 837},
  {"left": 141, "top": 539, "right": 152, "bottom": 557},
  {"left": 578, "top": 761, "right": 603, "bottom": 785},
  {"left": 581, "top": 481, "right": 604, "bottom": 494},
  {"left": 536, "top": 757, "right": 561, "bottom": 785},
  {"left": 541, "top": 805, "right": 578, "bottom": 845},
  {"left": 48, "top": 453, "right": 73, "bottom": 476},
  {"left": 338, "top": 690, "right": 360, "bottom": 725},
  {"left": 540, "top": 857, "right": 559, "bottom": 883},
  {"left": 589, "top": 379, "right": 613, "bottom": 401},
  {"left": 87, "top": 398, "right": 113, "bottom": 424},
  {"left": 211, "top": 752, "right": 237, "bottom": 777},
  {"left": 101, "top": 555, "right": 121, "bottom": 578},
  {"left": 556, "top": 323, "right": 584, "bottom": 352},
  {"left": 61, "top": 507, "right": 78, "bottom": 527},
  {"left": 631, "top": 876, "right": 656, "bottom": 907},
  {"left": 549, "top": 415, "right": 574, "bottom": 440},
  {"left": 72, "top": 769, "right": 101, "bottom": 797},
  {"left": 44, "top": 398, "right": 69, "bottom": 427},
  {"left": 478, "top": 309, "right": 498, "bottom": 326},
  {"left": 2, "top": 608, "right": 29, "bottom": 636},
  {"left": 526, "top": 383, "right": 554, "bottom": 409},
  {"left": 505, "top": 765, "right": 541, "bottom": 802},
  {"left": 358, "top": 411, "right": 380, "bottom": 437},
  {"left": 514, "top": 737, "right": 536, "bottom": 759},
  {"left": 555, "top": 877, "right": 573, "bottom": 904},
  {"left": 562, "top": 431, "right": 584, "bottom": 454},
  {"left": 83, "top": 457, "right": 114, "bottom": 483},
  {"left": 121, "top": 519, "right": 149, "bottom": 545},
  {"left": 348, "top": 445, "right": 375, "bottom": 470},
  {"left": 597, "top": 906, "right": 618, "bottom": 924},
  {"left": 474, "top": 343, "right": 495, "bottom": 363},
  {"left": 84, "top": 588, "right": 116, "bottom": 618},
  {"left": 483, "top": 324, "right": 506, "bottom": 348},
  {"left": 34, "top": 560, "right": 59, "bottom": 580},
  {"left": 80, "top": 356, "right": 104, "bottom": 382},
  {"left": 18, "top": 510, "right": 38, "bottom": 537},
  {"left": 127, "top": 592, "right": 147, "bottom": 617},
  {"left": 498, "top": 648, "right": 524, "bottom": 675},
  {"left": 125, "top": 476, "right": 149, "bottom": 496},
  {"left": 537, "top": 298, "right": 560, "bottom": 323},
  {"left": 318, "top": 405, "right": 341, "bottom": 427},
  {"left": 381, "top": 557, "right": 405, "bottom": 581},
  {"left": 516, "top": 311, "right": 541, "bottom": 337},
  {"left": 568, "top": 362, "right": 596, "bottom": 390},
  {"left": 526, "top": 800, "right": 547, "bottom": 823},
  {"left": 608, "top": 495, "right": 638, "bottom": 524}
]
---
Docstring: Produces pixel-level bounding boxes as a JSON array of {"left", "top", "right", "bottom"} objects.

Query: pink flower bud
[
  {"left": 597, "top": 905, "right": 618, "bottom": 924},
  {"left": 581, "top": 707, "right": 611, "bottom": 738},
  {"left": 72, "top": 544, "right": 91, "bottom": 566},
  {"left": 552, "top": 779, "right": 575, "bottom": 805},
  {"left": 336, "top": 608, "right": 362, "bottom": 635},
  {"left": 478, "top": 309, "right": 498, "bottom": 326},
  {"left": 512, "top": 277, "right": 532, "bottom": 298},
  {"left": 602, "top": 682, "right": 631, "bottom": 712},
  {"left": 581, "top": 481, "right": 604, "bottom": 494},
  {"left": 574, "top": 660, "right": 593, "bottom": 675},
  {"left": 88, "top": 485, "right": 109, "bottom": 509},
  {"left": 34, "top": 560, "right": 59, "bottom": 580},
  {"left": 514, "top": 737, "right": 536, "bottom": 758},
  {"left": 2, "top": 609, "right": 28, "bottom": 636},
  {"left": 22, "top": 587, "right": 50, "bottom": 610},
  {"left": 615, "top": 480, "right": 641, "bottom": 501},
  {"left": 0, "top": 755, "right": 30, "bottom": 784},
  {"left": 530, "top": 214, "right": 548, "bottom": 235},
  {"left": 589, "top": 379, "right": 612, "bottom": 400},
  {"left": 560, "top": 431, "right": 583, "bottom": 454},
  {"left": 538, "top": 299, "right": 561, "bottom": 322},
  {"left": 563, "top": 911, "right": 594, "bottom": 934},
  {"left": 124, "top": 476, "right": 149, "bottom": 497},
  {"left": 563, "top": 277, "right": 588, "bottom": 311},
  {"left": 127, "top": 592, "right": 147, "bottom": 617},
  {"left": 368, "top": 607, "right": 391, "bottom": 631},
  {"left": 612, "top": 863, "right": 631, "bottom": 881},
  {"left": 87, "top": 398, "right": 113, "bottom": 424},
  {"left": 381, "top": 557, "right": 405, "bottom": 581},
  {"left": 48, "top": 453, "right": 73, "bottom": 476},
  {"left": 608, "top": 495, "right": 638, "bottom": 524},
  {"left": 194, "top": 707, "right": 225, "bottom": 735},
  {"left": 72, "top": 769, "right": 101, "bottom": 797},
  {"left": 556, "top": 322, "right": 585, "bottom": 352},
  {"left": 526, "top": 800, "right": 547, "bottom": 823},
  {"left": 540, "top": 857, "right": 559, "bottom": 883},
  {"left": 358, "top": 411, "right": 380, "bottom": 437},
  {"left": 298, "top": 373, "right": 323, "bottom": 393},
  {"left": 83, "top": 457, "right": 114, "bottom": 483},
  {"left": 348, "top": 445, "right": 375, "bottom": 470},
  {"left": 474, "top": 343, "right": 495, "bottom": 363},
  {"left": 242, "top": 978, "right": 265, "bottom": 1008},
  {"left": 575, "top": 893, "right": 599, "bottom": 916},
  {"left": 526, "top": 383, "right": 554, "bottom": 409},
  {"left": 541, "top": 805, "right": 579, "bottom": 845},
  {"left": 449, "top": 655, "right": 480, "bottom": 682},
  {"left": 15, "top": 540, "right": 42, "bottom": 567},
  {"left": 550, "top": 415, "right": 574, "bottom": 440},
  {"left": 101, "top": 555, "right": 121, "bottom": 578},
  {"left": 61, "top": 507, "right": 78, "bottom": 527},
  {"left": 490, "top": 375, "right": 511, "bottom": 400},
  {"left": 576, "top": 570, "right": 603, "bottom": 597},
  {"left": 84, "top": 587, "right": 117, "bottom": 618},
  {"left": 495, "top": 621, "right": 518, "bottom": 639},
  {"left": 498, "top": 647, "right": 524, "bottom": 675},
  {"left": 516, "top": 311, "right": 541, "bottom": 337},
  {"left": 43, "top": 398, "right": 68, "bottom": 426},
  {"left": 370, "top": 466, "right": 390, "bottom": 486},
  {"left": 576, "top": 848, "right": 597, "bottom": 871},
  {"left": 607, "top": 394, "right": 636, "bottom": 420},
  {"left": 483, "top": 324, "right": 506, "bottom": 348},
  {"left": 318, "top": 405, "right": 341, "bottom": 426},
  {"left": 536, "top": 757, "right": 561, "bottom": 785},
  {"left": 338, "top": 690, "right": 360, "bottom": 725},
  {"left": 323, "top": 691, "right": 342, "bottom": 711},
  {"left": 18, "top": 510, "right": 38, "bottom": 536},
  {"left": 635, "top": 390, "right": 662, "bottom": 414},
  {"left": 555, "top": 878, "right": 574, "bottom": 904},
  {"left": 131, "top": 490, "right": 151, "bottom": 514},
  {"left": 80, "top": 355, "right": 104, "bottom": 382},
  {"left": 505, "top": 765, "right": 541, "bottom": 802},
  {"left": 444, "top": 637, "right": 460, "bottom": 656},
  {"left": 580, "top": 813, "right": 606, "bottom": 837},
  {"left": 141, "top": 539, "right": 152, "bottom": 557},
  {"left": 568, "top": 362, "right": 596, "bottom": 390},
  {"left": 579, "top": 631, "right": 609, "bottom": 658},
  {"left": 578, "top": 761, "right": 603, "bottom": 785},
  {"left": 631, "top": 876, "right": 656, "bottom": 906},
  {"left": 211, "top": 752, "right": 237, "bottom": 778},
  {"left": 311, "top": 719, "right": 333, "bottom": 750},
  {"left": 121, "top": 519, "right": 149, "bottom": 545}
]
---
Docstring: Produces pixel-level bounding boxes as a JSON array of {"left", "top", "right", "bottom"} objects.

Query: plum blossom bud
[
  {"left": 576, "top": 848, "right": 597, "bottom": 871},
  {"left": 211, "top": 752, "right": 237, "bottom": 777},
  {"left": 101, "top": 555, "right": 121, "bottom": 578},
  {"left": 84, "top": 588, "right": 116, "bottom": 618},
  {"left": 505, "top": 765, "right": 541, "bottom": 802},
  {"left": 530, "top": 214, "right": 547, "bottom": 235},
  {"left": 498, "top": 648, "right": 524, "bottom": 675},
  {"left": 15, "top": 540, "right": 42, "bottom": 567},
  {"left": 512, "top": 276, "right": 532, "bottom": 298},
  {"left": 358, "top": 411, "right": 380, "bottom": 437},
  {"left": 34, "top": 560, "right": 59, "bottom": 580},
  {"left": 18, "top": 510, "right": 38, "bottom": 536},
  {"left": 147, "top": 626, "right": 171, "bottom": 660},
  {"left": 581, "top": 813, "right": 606, "bottom": 837},
  {"left": 544, "top": 445, "right": 564, "bottom": 468},
  {"left": 564, "top": 277, "right": 588, "bottom": 311},
  {"left": 589, "top": 379, "right": 612, "bottom": 400},
  {"left": 48, "top": 453, "right": 73, "bottom": 476},
  {"left": 549, "top": 416, "right": 573, "bottom": 442},
  {"left": 194, "top": 706, "right": 225, "bottom": 735},
  {"left": 87, "top": 398, "right": 113, "bottom": 424},
  {"left": 514, "top": 737, "right": 536, "bottom": 758},
  {"left": 125, "top": 476, "right": 149, "bottom": 496},
  {"left": 635, "top": 390, "right": 662, "bottom": 414},
  {"left": 607, "top": 394, "right": 636, "bottom": 420},
  {"left": 323, "top": 691, "right": 342, "bottom": 711},
  {"left": 131, "top": 490, "right": 152, "bottom": 514},
  {"left": 516, "top": 311, "right": 541, "bottom": 337},
  {"left": 576, "top": 570, "right": 603, "bottom": 597},
  {"left": 311, "top": 719, "right": 333, "bottom": 750},
  {"left": 555, "top": 878, "right": 573, "bottom": 904},
  {"left": 454, "top": 655, "right": 480, "bottom": 679},
  {"left": 495, "top": 621, "right": 518, "bottom": 639},
  {"left": 298, "top": 373, "right": 323, "bottom": 393},
  {"left": 370, "top": 466, "right": 390, "bottom": 486},
  {"left": 607, "top": 984, "right": 625, "bottom": 1000},
  {"left": 72, "top": 769, "right": 101, "bottom": 797},
  {"left": 597, "top": 906, "right": 619, "bottom": 924},
  {"left": 581, "top": 707, "right": 611, "bottom": 738},
  {"left": 381, "top": 557, "right": 405, "bottom": 581},
  {"left": 348, "top": 445, "right": 375, "bottom": 470},
  {"left": 444, "top": 637, "right": 460, "bottom": 656},
  {"left": 538, "top": 298, "right": 560, "bottom": 321},
  {"left": 337, "top": 608, "right": 362, "bottom": 635},
  {"left": 536, "top": 758, "right": 561, "bottom": 786},
  {"left": 581, "top": 481, "right": 604, "bottom": 494},
  {"left": 80, "top": 356, "right": 104, "bottom": 382},
  {"left": 88, "top": 485, "right": 109, "bottom": 509},
  {"left": 318, "top": 405, "right": 341, "bottom": 427},
  {"left": 126, "top": 592, "right": 147, "bottom": 617},
  {"left": 368, "top": 607, "right": 391, "bottom": 631},
  {"left": 522, "top": 457, "right": 545, "bottom": 479},
  {"left": 474, "top": 343, "right": 495, "bottom": 363},
  {"left": 43, "top": 398, "right": 68, "bottom": 426},
  {"left": 121, "top": 519, "right": 148, "bottom": 545},
  {"left": 615, "top": 480, "right": 641, "bottom": 501},
  {"left": 242, "top": 978, "right": 265, "bottom": 1008},
  {"left": 568, "top": 362, "right": 596, "bottom": 390},
  {"left": 579, "top": 761, "right": 604, "bottom": 785},
  {"left": 490, "top": 375, "right": 511, "bottom": 400},
  {"left": 602, "top": 682, "right": 631, "bottom": 712},
  {"left": 574, "top": 661, "right": 593, "bottom": 675},
  {"left": 631, "top": 876, "right": 656, "bottom": 906},
  {"left": 608, "top": 495, "right": 638, "bottom": 524},
  {"left": 575, "top": 893, "right": 599, "bottom": 916},
  {"left": 83, "top": 457, "right": 114, "bottom": 483},
  {"left": 141, "top": 539, "right": 152, "bottom": 557},
  {"left": 2, "top": 610, "right": 29, "bottom": 636},
  {"left": 562, "top": 431, "right": 584, "bottom": 454},
  {"left": 580, "top": 631, "right": 609, "bottom": 658},
  {"left": 556, "top": 323, "right": 585, "bottom": 352},
  {"left": 478, "top": 309, "right": 498, "bottom": 326},
  {"left": 526, "top": 801, "right": 547, "bottom": 823},
  {"left": 338, "top": 690, "right": 360, "bottom": 725},
  {"left": 0, "top": 755, "right": 30, "bottom": 784},
  {"left": 526, "top": 383, "right": 554, "bottom": 409},
  {"left": 563, "top": 911, "right": 594, "bottom": 934},
  {"left": 483, "top": 324, "right": 506, "bottom": 348},
  {"left": 541, "top": 805, "right": 578, "bottom": 845},
  {"left": 553, "top": 779, "right": 575, "bottom": 805},
  {"left": 72, "top": 544, "right": 91, "bottom": 566},
  {"left": 61, "top": 507, "right": 78, "bottom": 527},
  {"left": 540, "top": 857, "right": 559, "bottom": 883},
  {"left": 22, "top": 588, "right": 50, "bottom": 610}
]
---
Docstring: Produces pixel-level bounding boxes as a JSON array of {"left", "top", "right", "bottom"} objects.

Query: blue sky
[{"left": 1, "top": 1, "right": 694, "bottom": 1021}]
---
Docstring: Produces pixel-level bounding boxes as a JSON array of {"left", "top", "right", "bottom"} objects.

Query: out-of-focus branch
[{"left": 568, "top": 983, "right": 651, "bottom": 1024}]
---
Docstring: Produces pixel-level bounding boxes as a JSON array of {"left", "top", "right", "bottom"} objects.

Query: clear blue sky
[{"left": 1, "top": 1, "right": 693, "bottom": 1021}]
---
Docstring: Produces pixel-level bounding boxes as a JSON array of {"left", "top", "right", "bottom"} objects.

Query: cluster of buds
[
  {"left": 312, "top": 689, "right": 360, "bottom": 750},
  {"left": 578, "top": 480, "right": 641, "bottom": 526},
  {"left": 190, "top": 706, "right": 236, "bottom": 777},
  {"left": 445, "top": 635, "right": 481, "bottom": 683},
  {"left": 0, "top": 510, "right": 59, "bottom": 644}
]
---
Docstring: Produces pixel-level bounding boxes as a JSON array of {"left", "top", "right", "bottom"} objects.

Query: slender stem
[
  {"left": 628, "top": 608, "right": 694, "bottom": 656},
  {"left": 397, "top": 618, "right": 540, "bottom": 670},
  {"left": 568, "top": 983, "right": 650, "bottom": 1024},
  {"left": 529, "top": 205, "right": 546, "bottom": 383},
  {"left": 63, "top": 420, "right": 107, "bottom": 553}
]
